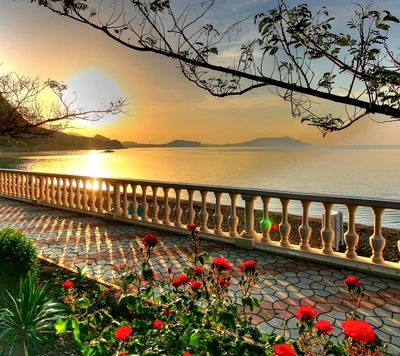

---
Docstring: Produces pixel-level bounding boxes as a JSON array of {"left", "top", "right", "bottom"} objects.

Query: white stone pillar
[
  {"left": 299, "top": 200, "right": 311, "bottom": 251},
  {"left": 370, "top": 207, "right": 386, "bottom": 264},
  {"left": 344, "top": 205, "right": 359, "bottom": 259},
  {"left": 228, "top": 193, "right": 239, "bottom": 237},
  {"left": 280, "top": 198, "right": 291, "bottom": 247}
]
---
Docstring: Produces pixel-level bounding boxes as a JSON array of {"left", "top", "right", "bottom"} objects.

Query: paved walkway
[{"left": 0, "top": 197, "right": 399, "bottom": 354}]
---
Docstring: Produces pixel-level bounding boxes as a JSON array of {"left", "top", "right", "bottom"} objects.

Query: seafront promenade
[{"left": 0, "top": 196, "right": 399, "bottom": 354}]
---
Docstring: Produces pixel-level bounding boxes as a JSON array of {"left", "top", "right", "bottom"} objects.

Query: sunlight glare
[{"left": 66, "top": 68, "right": 125, "bottom": 127}]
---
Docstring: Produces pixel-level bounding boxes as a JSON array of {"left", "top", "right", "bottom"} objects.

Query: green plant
[
  {"left": 0, "top": 228, "right": 38, "bottom": 303},
  {"left": 0, "top": 272, "right": 67, "bottom": 356},
  {"left": 0, "top": 228, "right": 37, "bottom": 278},
  {"left": 55, "top": 225, "right": 390, "bottom": 356}
]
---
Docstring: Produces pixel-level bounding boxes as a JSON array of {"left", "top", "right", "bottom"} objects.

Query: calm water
[{"left": 0, "top": 146, "right": 399, "bottom": 228}]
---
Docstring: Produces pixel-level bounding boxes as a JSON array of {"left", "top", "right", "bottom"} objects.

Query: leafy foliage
[
  {"left": 0, "top": 228, "right": 37, "bottom": 282},
  {"left": 0, "top": 71, "right": 126, "bottom": 145},
  {"left": 53, "top": 228, "right": 389, "bottom": 356},
  {"left": 0, "top": 273, "right": 67, "bottom": 356}
]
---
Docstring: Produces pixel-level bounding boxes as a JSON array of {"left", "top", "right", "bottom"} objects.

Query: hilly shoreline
[{"left": 122, "top": 136, "right": 311, "bottom": 148}]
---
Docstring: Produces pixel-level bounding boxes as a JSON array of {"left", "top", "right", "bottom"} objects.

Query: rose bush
[{"left": 55, "top": 225, "right": 390, "bottom": 356}]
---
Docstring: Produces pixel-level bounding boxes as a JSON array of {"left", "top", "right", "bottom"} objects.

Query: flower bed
[{"left": 53, "top": 225, "right": 393, "bottom": 356}]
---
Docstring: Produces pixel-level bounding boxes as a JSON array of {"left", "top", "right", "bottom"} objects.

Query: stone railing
[{"left": 0, "top": 169, "right": 399, "bottom": 279}]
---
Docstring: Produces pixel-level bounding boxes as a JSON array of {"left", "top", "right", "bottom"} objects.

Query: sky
[{"left": 1, "top": 0, "right": 400, "bottom": 146}]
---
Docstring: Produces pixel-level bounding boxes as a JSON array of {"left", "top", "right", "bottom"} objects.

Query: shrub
[
  {"left": 0, "top": 228, "right": 38, "bottom": 301},
  {"left": 0, "top": 228, "right": 37, "bottom": 278}
]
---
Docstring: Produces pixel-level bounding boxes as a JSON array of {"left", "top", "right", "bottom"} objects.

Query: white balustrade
[{"left": 0, "top": 169, "right": 399, "bottom": 277}]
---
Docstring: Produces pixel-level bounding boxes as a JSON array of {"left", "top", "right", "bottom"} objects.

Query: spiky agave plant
[{"left": 0, "top": 273, "right": 67, "bottom": 356}]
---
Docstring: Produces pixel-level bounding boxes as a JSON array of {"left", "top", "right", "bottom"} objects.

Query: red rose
[
  {"left": 241, "top": 260, "right": 256, "bottom": 272},
  {"left": 190, "top": 280, "right": 202, "bottom": 290},
  {"left": 163, "top": 309, "right": 172, "bottom": 316},
  {"left": 314, "top": 320, "right": 333, "bottom": 333},
  {"left": 187, "top": 223, "right": 197, "bottom": 232},
  {"left": 271, "top": 224, "right": 279, "bottom": 231},
  {"left": 211, "top": 256, "right": 231, "bottom": 271},
  {"left": 273, "top": 343, "right": 296, "bottom": 356},
  {"left": 192, "top": 266, "right": 204, "bottom": 276},
  {"left": 154, "top": 319, "right": 164, "bottom": 329},
  {"left": 344, "top": 276, "right": 361, "bottom": 288},
  {"left": 171, "top": 274, "right": 190, "bottom": 287},
  {"left": 296, "top": 305, "right": 318, "bottom": 321},
  {"left": 62, "top": 280, "right": 73, "bottom": 290},
  {"left": 167, "top": 267, "right": 172, "bottom": 273},
  {"left": 143, "top": 234, "right": 158, "bottom": 247},
  {"left": 120, "top": 353, "right": 127, "bottom": 356},
  {"left": 217, "top": 277, "right": 231, "bottom": 288},
  {"left": 115, "top": 325, "right": 132, "bottom": 341},
  {"left": 183, "top": 353, "right": 193, "bottom": 356},
  {"left": 341, "top": 319, "right": 375, "bottom": 343}
]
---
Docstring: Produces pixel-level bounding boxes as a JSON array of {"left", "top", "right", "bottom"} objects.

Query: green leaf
[
  {"left": 55, "top": 318, "right": 69, "bottom": 334},
  {"left": 190, "top": 330, "right": 202, "bottom": 346},
  {"left": 77, "top": 298, "right": 91, "bottom": 309}
]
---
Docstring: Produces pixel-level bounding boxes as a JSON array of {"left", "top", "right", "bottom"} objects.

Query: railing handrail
[{"left": 0, "top": 168, "right": 399, "bottom": 209}]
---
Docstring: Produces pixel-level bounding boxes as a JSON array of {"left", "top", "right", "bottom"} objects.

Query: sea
[{"left": 0, "top": 146, "right": 399, "bottom": 229}]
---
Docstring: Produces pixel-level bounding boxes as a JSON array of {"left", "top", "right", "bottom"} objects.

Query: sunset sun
[{"left": 66, "top": 68, "right": 125, "bottom": 127}]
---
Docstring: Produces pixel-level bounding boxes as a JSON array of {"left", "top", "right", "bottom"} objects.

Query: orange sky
[{"left": 1, "top": 0, "right": 400, "bottom": 146}]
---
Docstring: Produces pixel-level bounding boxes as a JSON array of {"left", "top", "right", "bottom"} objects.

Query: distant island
[
  {"left": 0, "top": 135, "right": 310, "bottom": 152},
  {"left": 122, "top": 136, "right": 311, "bottom": 148}
]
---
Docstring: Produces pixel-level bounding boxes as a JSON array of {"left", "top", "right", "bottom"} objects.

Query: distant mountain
[
  {"left": 122, "top": 137, "right": 311, "bottom": 148},
  {"left": 122, "top": 139, "right": 201, "bottom": 148},
  {"left": 0, "top": 132, "right": 125, "bottom": 152},
  {"left": 225, "top": 137, "right": 311, "bottom": 147},
  {"left": 163, "top": 140, "right": 201, "bottom": 147}
]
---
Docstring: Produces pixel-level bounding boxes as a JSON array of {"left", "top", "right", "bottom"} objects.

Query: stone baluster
[
  {"left": 12, "top": 174, "right": 17, "bottom": 196},
  {"left": 344, "top": 205, "right": 359, "bottom": 259},
  {"left": 24, "top": 174, "right": 29, "bottom": 199},
  {"left": 321, "top": 202, "right": 334, "bottom": 255},
  {"left": 0, "top": 172, "right": 3, "bottom": 194},
  {"left": 299, "top": 200, "right": 312, "bottom": 251},
  {"left": 96, "top": 180, "right": 104, "bottom": 213},
  {"left": 62, "top": 177, "right": 68, "bottom": 206},
  {"left": 31, "top": 175, "right": 37, "bottom": 200},
  {"left": 112, "top": 183, "right": 121, "bottom": 216},
  {"left": 3, "top": 173, "right": 8, "bottom": 195},
  {"left": 7, "top": 173, "right": 12, "bottom": 195},
  {"left": 228, "top": 193, "right": 239, "bottom": 237},
  {"left": 186, "top": 189, "right": 195, "bottom": 224},
  {"left": 151, "top": 186, "right": 160, "bottom": 223},
  {"left": 50, "top": 177, "right": 56, "bottom": 204},
  {"left": 174, "top": 188, "right": 183, "bottom": 227},
  {"left": 260, "top": 196, "right": 271, "bottom": 243},
  {"left": 279, "top": 199, "right": 291, "bottom": 247},
  {"left": 131, "top": 184, "right": 139, "bottom": 219},
  {"left": 68, "top": 178, "right": 75, "bottom": 207},
  {"left": 241, "top": 195, "right": 258, "bottom": 239},
  {"left": 44, "top": 177, "right": 51, "bottom": 202},
  {"left": 141, "top": 185, "right": 149, "bottom": 221},
  {"left": 105, "top": 182, "right": 112, "bottom": 213},
  {"left": 213, "top": 192, "right": 223, "bottom": 235},
  {"left": 16, "top": 174, "right": 21, "bottom": 197},
  {"left": 199, "top": 190, "right": 209, "bottom": 232},
  {"left": 370, "top": 207, "right": 386, "bottom": 264},
  {"left": 89, "top": 179, "right": 96, "bottom": 212},
  {"left": 81, "top": 179, "right": 88, "bottom": 210},
  {"left": 39, "top": 176, "right": 45, "bottom": 201},
  {"left": 121, "top": 183, "right": 130, "bottom": 217},
  {"left": 74, "top": 178, "right": 81, "bottom": 208},
  {"left": 162, "top": 187, "right": 171, "bottom": 225}
]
